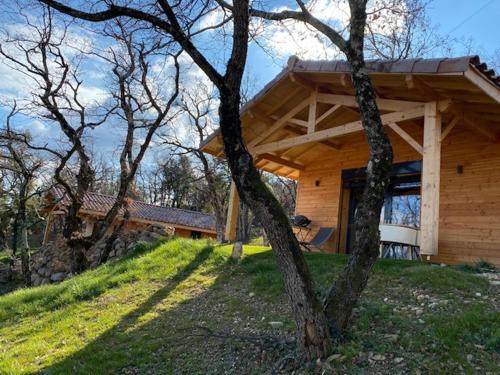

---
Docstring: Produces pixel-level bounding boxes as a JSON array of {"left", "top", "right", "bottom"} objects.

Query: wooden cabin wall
[
  {"left": 295, "top": 122, "right": 423, "bottom": 252},
  {"left": 294, "top": 122, "right": 500, "bottom": 265},
  {"left": 438, "top": 127, "right": 500, "bottom": 265}
]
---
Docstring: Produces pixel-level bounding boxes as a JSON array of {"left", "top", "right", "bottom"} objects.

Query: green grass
[{"left": 0, "top": 239, "right": 498, "bottom": 374}]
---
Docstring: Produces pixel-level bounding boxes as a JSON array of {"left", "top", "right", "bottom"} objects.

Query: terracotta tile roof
[
  {"left": 289, "top": 55, "right": 499, "bottom": 85},
  {"left": 50, "top": 187, "right": 216, "bottom": 232}
]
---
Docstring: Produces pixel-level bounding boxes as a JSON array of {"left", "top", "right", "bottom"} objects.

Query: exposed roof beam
[
  {"left": 259, "top": 153, "right": 306, "bottom": 171},
  {"left": 340, "top": 73, "right": 352, "bottom": 88},
  {"left": 286, "top": 118, "right": 308, "bottom": 127},
  {"left": 441, "top": 116, "right": 460, "bottom": 141},
  {"left": 248, "top": 108, "right": 274, "bottom": 126},
  {"left": 248, "top": 96, "right": 312, "bottom": 148},
  {"left": 252, "top": 106, "right": 425, "bottom": 154},
  {"left": 451, "top": 105, "right": 499, "bottom": 142},
  {"left": 464, "top": 66, "right": 500, "bottom": 105},
  {"left": 308, "top": 90, "right": 318, "bottom": 133},
  {"left": 269, "top": 86, "right": 303, "bottom": 116},
  {"left": 387, "top": 122, "right": 423, "bottom": 154},
  {"left": 289, "top": 72, "right": 317, "bottom": 91},
  {"left": 316, "top": 104, "right": 342, "bottom": 124},
  {"left": 284, "top": 124, "right": 341, "bottom": 150},
  {"left": 405, "top": 74, "right": 439, "bottom": 100},
  {"left": 316, "top": 93, "right": 423, "bottom": 111}
]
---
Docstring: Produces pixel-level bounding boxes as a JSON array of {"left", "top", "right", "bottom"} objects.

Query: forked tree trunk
[
  {"left": 323, "top": 59, "right": 393, "bottom": 332},
  {"left": 219, "top": 89, "right": 332, "bottom": 358},
  {"left": 61, "top": 159, "right": 94, "bottom": 273}
]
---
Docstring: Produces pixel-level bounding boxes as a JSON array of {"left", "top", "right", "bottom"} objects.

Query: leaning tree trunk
[
  {"left": 237, "top": 201, "right": 250, "bottom": 243},
  {"left": 14, "top": 182, "right": 31, "bottom": 286},
  {"left": 219, "top": 88, "right": 332, "bottom": 358},
  {"left": 323, "top": 58, "right": 393, "bottom": 333}
]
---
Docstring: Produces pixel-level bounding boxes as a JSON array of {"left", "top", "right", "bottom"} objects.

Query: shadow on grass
[
  {"left": 0, "top": 241, "right": 165, "bottom": 324},
  {"left": 40, "top": 243, "right": 215, "bottom": 375},
  {"left": 12, "top": 246, "right": 498, "bottom": 374}
]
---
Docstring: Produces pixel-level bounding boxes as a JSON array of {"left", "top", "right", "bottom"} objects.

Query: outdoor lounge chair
[{"left": 299, "top": 227, "right": 335, "bottom": 252}]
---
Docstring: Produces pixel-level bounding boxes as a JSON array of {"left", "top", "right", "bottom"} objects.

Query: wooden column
[
  {"left": 225, "top": 181, "right": 240, "bottom": 241},
  {"left": 42, "top": 214, "right": 53, "bottom": 245},
  {"left": 420, "top": 102, "right": 442, "bottom": 255},
  {"left": 307, "top": 91, "right": 317, "bottom": 133}
]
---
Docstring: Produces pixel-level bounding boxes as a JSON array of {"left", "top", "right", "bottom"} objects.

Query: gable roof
[
  {"left": 200, "top": 55, "right": 500, "bottom": 179},
  {"left": 49, "top": 187, "right": 216, "bottom": 232},
  {"left": 239, "top": 55, "right": 499, "bottom": 116}
]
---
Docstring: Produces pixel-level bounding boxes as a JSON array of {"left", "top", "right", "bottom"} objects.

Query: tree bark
[
  {"left": 219, "top": 88, "right": 331, "bottom": 358},
  {"left": 14, "top": 181, "right": 32, "bottom": 286},
  {"left": 38, "top": 0, "right": 333, "bottom": 358},
  {"left": 20, "top": 226, "right": 31, "bottom": 286},
  {"left": 322, "top": 55, "right": 393, "bottom": 332}
]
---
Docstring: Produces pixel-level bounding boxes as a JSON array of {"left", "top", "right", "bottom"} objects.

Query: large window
[{"left": 381, "top": 178, "right": 421, "bottom": 227}]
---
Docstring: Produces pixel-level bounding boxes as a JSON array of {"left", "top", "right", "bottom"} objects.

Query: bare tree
[
  {"left": 0, "top": 104, "right": 44, "bottom": 285},
  {"left": 162, "top": 84, "right": 229, "bottom": 241},
  {"left": 0, "top": 8, "right": 111, "bottom": 272},
  {"left": 83, "top": 21, "right": 181, "bottom": 264}
]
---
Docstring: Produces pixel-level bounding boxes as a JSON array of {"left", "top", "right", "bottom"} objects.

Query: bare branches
[
  {"left": 87, "top": 21, "right": 182, "bottom": 262},
  {"left": 0, "top": 6, "right": 104, "bottom": 252},
  {"left": 39, "top": 0, "right": 225, "bottom": 86}
]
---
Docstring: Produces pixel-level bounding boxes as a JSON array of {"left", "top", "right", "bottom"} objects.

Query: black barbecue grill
[{"left": 292, "top": 215, "right": 311, "bottom": 242}]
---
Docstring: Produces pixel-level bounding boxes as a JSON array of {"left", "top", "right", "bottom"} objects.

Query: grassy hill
[{"left": 0, "top": 239, "right": 498, "bottom": 374}]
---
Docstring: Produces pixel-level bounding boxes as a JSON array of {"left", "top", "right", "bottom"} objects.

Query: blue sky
[
  {"left": 246, "top": 0, "right": 500, "bottom": 84},
  {"left": 429, "top": 0, "right": 498, "bottom": 53}
]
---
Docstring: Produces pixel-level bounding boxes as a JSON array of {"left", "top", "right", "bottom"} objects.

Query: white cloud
[
  {"left": 255, "top": 0, "right": 407, "bottom": 61},
  {"left": 77, "top": 85, "right": 109, "bottom": 107}
]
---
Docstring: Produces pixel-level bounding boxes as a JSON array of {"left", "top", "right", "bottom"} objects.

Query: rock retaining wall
[{"left": 30, "top": 224, "right": 173, "bottom": 286}]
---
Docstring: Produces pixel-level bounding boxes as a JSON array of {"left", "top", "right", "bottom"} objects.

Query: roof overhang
[{"left": 201, "top": 56, "right": 500, "bottom": 179}]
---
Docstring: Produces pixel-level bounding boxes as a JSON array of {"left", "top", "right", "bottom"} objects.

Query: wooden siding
[{"left": 295, "top": 121, "right": 500, "bottom": 265}]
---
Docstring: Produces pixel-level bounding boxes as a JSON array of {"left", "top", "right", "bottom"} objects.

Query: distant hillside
[{"left": 0, "top": 239, "right": 498, "bottom": 374}]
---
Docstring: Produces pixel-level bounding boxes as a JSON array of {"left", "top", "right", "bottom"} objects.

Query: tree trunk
[
  {"left": 13, "top": 182, "right": 31, "bottom": 286},
  {"left": 98, "top": 204, "right": 130, "bottom": 264},
  {"left": 11, "top": 214, "right": 19, "bottom": 256},
  {"left": 219, "top": 88, "right": 332, "bottom": 358},
  {"left": 237, "top": 201, "right": 250, "bottom": 243},
  {"left": 323, "top": 59, "right": 393, "bottom": 333},
  {"left": 20, "top": 226, "right": 31, "bottom": 286},
  {"left": 214, "top": 210, "right": 225, "bottom": 243}
]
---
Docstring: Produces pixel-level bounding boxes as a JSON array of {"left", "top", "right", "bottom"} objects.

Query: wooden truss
[{"left": 225, "top": 90, "right": 496, "bottom": 253}]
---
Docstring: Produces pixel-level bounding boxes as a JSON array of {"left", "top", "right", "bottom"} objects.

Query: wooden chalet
[
  {"left": 201, "top": 56, "right": 500, "bottom": 265},
  {"left": 43, "top": 188, "right": 217, "bottom": 244}
]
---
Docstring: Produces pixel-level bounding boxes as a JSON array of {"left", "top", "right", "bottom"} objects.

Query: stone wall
[{"left": 30, "top": 224, "right": 174, "bottom": 286}]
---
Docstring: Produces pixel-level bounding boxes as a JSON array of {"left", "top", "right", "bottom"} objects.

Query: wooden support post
[
  {"left": 225, "top": 181, "right": 240, "bottom": 241},
  {"left": 42, "top": 213, "right": 53, "bottom": 245},
  {"left": 307, "top": 91, "right": 317, "bottom": 133},
  {"left": 420, "top": 102, "right": 442, "bottom": 256}
]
